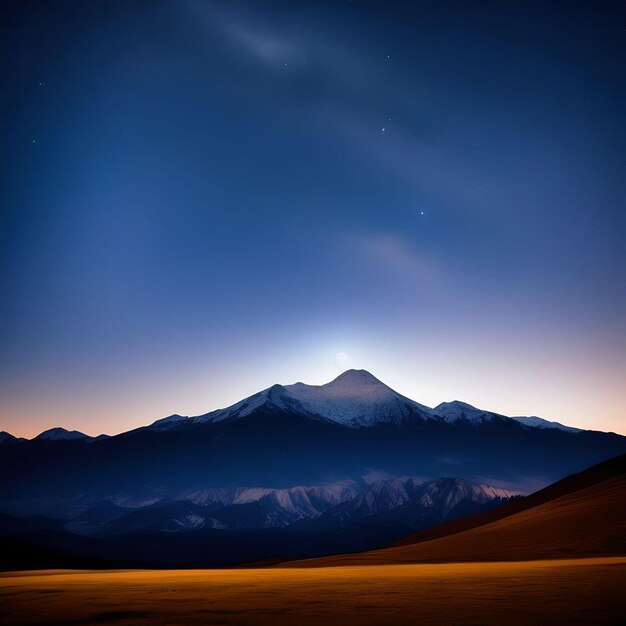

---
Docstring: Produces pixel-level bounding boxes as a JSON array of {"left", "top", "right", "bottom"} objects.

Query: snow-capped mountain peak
[
  {"left": 319, "top": 369, "right": 385, "bottom": 389},
  {"left": 194, "top": 369, "right": 437, "bottom": 428},
  {"left": 433, "top": 400, "right": 497, "bottom": 423},
  {"left": 282, "top": 369, "right": 436, "bottom": 427}
]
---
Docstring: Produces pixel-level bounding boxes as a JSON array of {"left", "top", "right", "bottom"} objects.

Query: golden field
[{"left": 1, "top": 558, "right": 625, "bottom": 626}]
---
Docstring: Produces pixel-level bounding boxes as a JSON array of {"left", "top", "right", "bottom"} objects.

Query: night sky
[{"left": 2, "top": 1, "right": 625, "bottom": 437}]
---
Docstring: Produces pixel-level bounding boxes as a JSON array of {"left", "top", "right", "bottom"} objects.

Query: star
[{"left": 381, "top": 127, "right": 386, "bottom": 132}]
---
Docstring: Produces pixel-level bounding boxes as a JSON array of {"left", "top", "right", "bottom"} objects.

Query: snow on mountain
[
  {"left": 179, "top": 479, "right": 407, "bottom": 528},
  {"left": 192, "top": 384, "right": 300, "bottom": 424},
  {"left": 433, "top": 400, "right": 500, "bottom": 423},
  {"left": 108, "top": 496, "right": 162, "bottom": 509},
  {"left": 175, "top": 477, "right": 519, "bottom": 530},
  {"left": 282, "top": 476, "right": 520, "bottom": 530},
  {"left": 284, "top": 370, "right": 437, "bottom": 427},
  {"left": 79, "top": 475, "right": 520, "bottom": 534},
  {"left": 182, "top": 481, "right": 362, "bottom": 518},
  {"left": 35, "top": 427, "right": 92, "bottom": 441},
  {"left": 182, "top": 487, "right": 273, "bottom": 508},
  {"left": 147, "top": 414, "right": 189, "bottom": 431},
  {"left": 363, "top": 480, "right": 411, "bottom": 511},
  {"left": 95, "top": 502, "right": 229, "bottom": 535},
  {"left": 433, "top": 401, "right": 583, "bottom": 433},
  {"left": 194, "top": 369, "right": 437, "bottom": 428},
  {"left": 158, "top": 483, "right": 361, "bottom": 530},
  {"left": 511, "top": 415, "right": 582, "bottom": 433},
  {"left": 415, "top": 478, "right": 516, "bottom": 516}
]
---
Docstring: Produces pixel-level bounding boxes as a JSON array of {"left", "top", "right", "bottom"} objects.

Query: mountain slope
[
  {"left": 289, "top": 453, "right": 626, "bottom": 566},
  {"left": 511, "top": 415, "right": 582, "bottom": 433}
]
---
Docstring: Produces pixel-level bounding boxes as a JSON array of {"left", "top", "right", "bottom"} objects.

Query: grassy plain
[{"left": 1, "top": 558, "right": 625, "bottom": 626}]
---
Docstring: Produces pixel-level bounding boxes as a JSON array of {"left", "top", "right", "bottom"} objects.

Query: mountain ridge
[
  {"left": 3, "top": 370, "right": 607, "bottom": 439},
  {"left": 190, "top": 370, "right": 586, "bottom": 431}
]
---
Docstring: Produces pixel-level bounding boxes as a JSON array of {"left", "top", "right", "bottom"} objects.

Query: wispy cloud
[
  {"left": 350, "top": 233, "right": 444, "bottom": 286},
  {"left": 187, "top": 1, "right": 371, "bottom": 79},
  {"left": 213, "top": 13, "right": 299, "bottom": 67}
]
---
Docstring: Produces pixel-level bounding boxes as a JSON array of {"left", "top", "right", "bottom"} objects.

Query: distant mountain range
[
  {"left": 1, "top": 369, "right": 590, "bottom": 443},
  {"left": 44, "top": 476, "right": 517, "bottom": 537},
  {"left": 1, "top": 369, "right": 624, "bottom": 567}
]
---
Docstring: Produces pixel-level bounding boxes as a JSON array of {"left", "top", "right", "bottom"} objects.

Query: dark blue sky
[{"left": 2, "top": 0, "right": 625, "bottom": 436}]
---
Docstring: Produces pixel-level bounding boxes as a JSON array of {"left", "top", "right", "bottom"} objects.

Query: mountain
[
  {"left": 64, "top": 477, "right": 514, "bottom": 536},
  {"left": 145, "top": 414, "right": 189, "bottom": 432},
  {"left": 292, "top": 452, "right": 626, "bottom": 566},
  {"left": 434, "top": 400, "right": 497, "bottom": 423},
  {"left": 295, "top": 477, "right": 516, "bottom": 532},
  {"left": 1, "top": 370, "right": 624, "bottom": 521},
  {"left": 35, "top": 427, "right": 92, "bottom": 441},
  {"left": 193, "top": 370, "right": 435, "bottom": 428},
  {"left": 433, "top": 401, "right": 580, "bottom": 432},
  {"left": 0, "top": 431, "right": 18, "bottom": 444},
  {"left": 510, "top": 415, "right": 582, "bottom": 433},
  {"left": 190, "top": 370, "right": 593, "bottom": 433}
]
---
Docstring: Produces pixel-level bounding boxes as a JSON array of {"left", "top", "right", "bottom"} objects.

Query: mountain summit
[
  {"left": 321, "top": 369, "right": 385, "bottom": 387},
  {"left": 194, "top": 369, "right": 436, "bottom": 428}
]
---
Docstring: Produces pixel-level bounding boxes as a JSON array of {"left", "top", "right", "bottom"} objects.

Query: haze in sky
[{"left": 1, "top": 0, "right": 625, "bottom": 437}]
